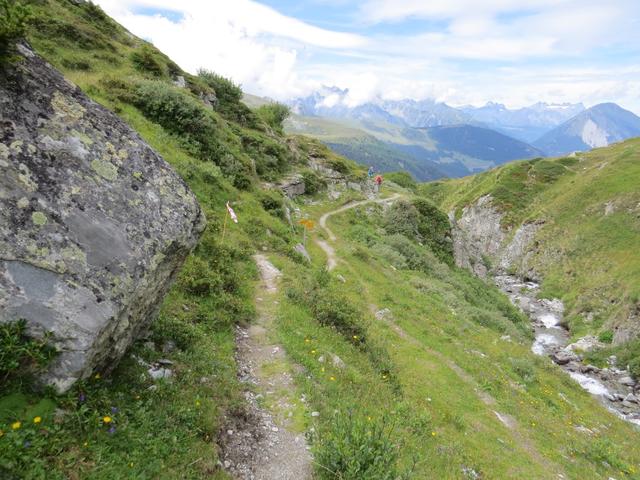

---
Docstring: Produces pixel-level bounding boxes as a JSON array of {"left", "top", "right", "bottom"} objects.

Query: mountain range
[
  {"left": 533, "top": 103, "right": 640, "bottom": 156},
  {"left": 287, "top": 89, "right": 640, "bottom": 179}
]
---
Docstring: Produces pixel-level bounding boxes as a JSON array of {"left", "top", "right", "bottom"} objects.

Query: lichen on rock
[{"left": 0, "top": 44, "right": 206, "bottom": 392}]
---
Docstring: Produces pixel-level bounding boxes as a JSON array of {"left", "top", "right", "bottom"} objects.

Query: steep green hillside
[
  {"left": 422, "top": 140, "right": 640, "bottom": 372},
  {"left": 2, "top": 2, "right": 640, "bottom": 479}
]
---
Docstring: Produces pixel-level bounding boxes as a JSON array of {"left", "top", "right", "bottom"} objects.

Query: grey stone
[
  {"left": 330, "top": 353, "right": 345, "bottom": 369},
  {"left": 551, "top": 350, "right": 577, "bottom": 366},
  {"left": 148, "top": 367, "right": 173, "bottom": 380},
  {"left": 0, "top": 44, "right": 205, "bottom": 392},
  {"left": 375, "top": 308, "right": 392, "bottom": 321},
  {"left": 173, "top": 75, "right": 186, "bottom": 88},
  {"left": 619, "top": 376, "right": 636, "bottom": 387},
  {"left": 280, "top": 175, "right": 305, "bottom": 198}
]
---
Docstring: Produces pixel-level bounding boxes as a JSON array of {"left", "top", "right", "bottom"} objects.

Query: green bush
[
  {"left": 255, "top": 103, "right": 290, "bottom": 133},
  {"left": 301, "top": 169, "right": 327, "bottom": 195},
  {"left": 0, "top": 320, "right": 55, "bottom": 385},
  {"left": 197, "top": 69, "right": 242, "bottom": 105},
  {"left": 132, "top": 80, "right": 254, "bottom": 188},
  {"left": 412, "top": 198, "right": 453, "bottom": 264},
  {"left": 383, "top": 200, "right": 420, "bottom": 238},
  {"left": 258, "top": 190, "right": 285, "bottom": 218},
  {"left": 0, "top": 0, "right": 31, "bottom": 61},
  {"left": 328, "top": 157, "right": 351, "bottom": 175},
  {"left": 509, "top": 357, "right": 537, "bottom": 385},
  {"left": 131, "top": 44, "right": 166, "bottom": 77},
  {"left": 197, "top": 69, "right": 259, "bottom": 126},
  {"left": 312, "top": 410, "right": 407, "bottom": 480},
  {"left": 385, "top": 171, "right": 416, "bottom": 190},
  {"left": 598, "top": 330, "right": 614, "bottom": 344}
]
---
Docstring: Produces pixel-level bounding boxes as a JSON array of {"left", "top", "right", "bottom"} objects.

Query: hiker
[
  {"left": 374, "top": 174, "right": 383, "bottom": 193},
  {"left": 368, "top": 165, "right": 374, "bottom": 178}
]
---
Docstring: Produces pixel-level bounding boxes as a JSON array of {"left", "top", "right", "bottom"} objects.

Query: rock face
[
  {"left": 0, "top": 44, "right": 206, "bottom": 392},
  {"left": 449, "top": 195, "right": 542, "bottom": 278}
]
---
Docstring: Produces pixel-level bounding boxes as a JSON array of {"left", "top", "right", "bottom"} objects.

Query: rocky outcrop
[
  {"left": 0, "top": 44, "right": 205, "bottom": 392},
  {"left": 449, "top": 195, "right": 542, "bottom": 278},
  {"left": 278, "top": 157, "right": 374, "bottom": 199}
]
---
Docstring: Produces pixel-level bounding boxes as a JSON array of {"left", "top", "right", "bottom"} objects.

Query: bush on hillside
[
  {"left": 0, "top": 0, "right": 31, "bottom": 61},
  {"left": 131, "top": 44, "right": 166, "bottom": 77},
  {"left": 383, "top": 200, "right": 420, "bottom": 238},
  {"left": 412, "top": 198, "right": 453, "bottom": 263},
  {"left": 385, "top": 171, "right": 417, "bottom": 190},
  {"left": 301, "top": 169, "right": 327, "bottom": 195},
  {"left": 197, "top": 69, "right": 242, "bottom": 105},
  {"left": 256, "top": 102, "right": 290, "bottom": 134},
  {"left": 132, "top": 80, "right": 254, "bottom": 188},
  {"left": 258, "top": 190, "right": 285, "bottom": 218},
  {"left": 197, "top": 69, "right": 260, "bottom": 127}
]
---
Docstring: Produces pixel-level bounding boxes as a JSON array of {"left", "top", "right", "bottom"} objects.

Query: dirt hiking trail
[{"left": 221, "top": 255, "right": 311, "bottom": 480}]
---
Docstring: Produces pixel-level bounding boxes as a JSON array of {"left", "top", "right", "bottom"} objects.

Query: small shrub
[
  {"left": 131, "top": 44, "right": 166, "bottom": 77},
  {"left": 383, "top": 200, "right": 420, "bottom": 239},
  {"left": 312, "top": 410, "right": 407, "bottom": 480},
  {"left": 598, "top": 330, "right": 614, "bottom": 344},
  {"left": 412, "top": 198, "right": 454, "bottom": 263},
  {"left": 0, "top": 0, "right": 31, "bottom": 61},
  {"left": 258, "top": 190, "right": 285, "bottom": 217},
  {"left": 197, "top": 69, "right": 242, "bottom": 105},
  {"left": 0, "top": 320, "right": 55, "bottom": 384},
  {"left": 327, "top": 157, "right": 351, "bottom": 175},
  {"left": 301, "top": 169, "right": 326, "bottom": 195},
  {"left": 385, "top": 171, "right": 416, "bottom": 190},
  {"left": 255, "top": 103, "right": 290, "bottom": 133},
  {"left": 371, "top": 243, "right": 408, "bottom": 270},
  {"left": 509, "top": 357, "right": 537, "bottom": 385}
]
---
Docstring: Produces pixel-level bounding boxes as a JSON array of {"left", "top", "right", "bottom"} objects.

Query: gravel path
[{"left": 221, "top": 255, "right": 312, "bottom": 480}]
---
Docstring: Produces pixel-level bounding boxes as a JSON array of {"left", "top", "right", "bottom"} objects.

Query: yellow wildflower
[
  {"left": 103, "top": 416, "right": 112, "bottom": 424},
  {"left": 431, "top": 431, "right": 436, "bottom": 436},
  {"left": 129, "top": 462, "right": 134, "bottom": 468},
  {"left": 11, "top": 421, "right": 21, "bottom": 430},
  {"left": 330, "top": 376, "right": 336, "bottom": 381},
  {"left": 353, "top": 335, "right": 358, "bottom": 340},
  {"left": 33, "top": 416, "right": 42, "bottom": 424},
  {"left": 83, "top": 442, "right": 89, "bottom": 447},
  {"left": 95, "top": 373, "right": 101, "bottom": 380},
  {"left": 195, "top": 400, "right": 201, "bottom": 407}
]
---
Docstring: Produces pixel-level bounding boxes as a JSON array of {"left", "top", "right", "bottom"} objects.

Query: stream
[{"left": 494, "top": 275, "right": 640, "bottom": 427}]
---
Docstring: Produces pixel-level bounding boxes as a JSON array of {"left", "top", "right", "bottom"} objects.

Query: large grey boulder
[{"left": 0, "top": 44, "right": 206, "bottom": 392}]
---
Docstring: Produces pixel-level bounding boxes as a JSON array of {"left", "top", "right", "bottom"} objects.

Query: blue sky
[{"left": 96, "top": 0, "right": 640, "bottom": 113}]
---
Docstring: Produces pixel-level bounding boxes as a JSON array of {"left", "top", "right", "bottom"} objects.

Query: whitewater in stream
[{"left": 494, "top": 275, "right": 640, "bottom": 427}]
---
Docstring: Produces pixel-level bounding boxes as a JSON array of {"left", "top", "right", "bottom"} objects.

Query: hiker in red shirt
[{"left": 374, "top": 174, "right": 383, "bottom": 193}]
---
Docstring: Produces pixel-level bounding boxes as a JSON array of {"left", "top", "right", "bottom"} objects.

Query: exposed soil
[{"left": 220, "top": 255, "right": 312, "bottom": 480}]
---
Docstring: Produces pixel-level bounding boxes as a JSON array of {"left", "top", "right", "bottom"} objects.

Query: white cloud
[
  {"left": 94, "top": 0, "right": 366, "bottom": 99},
  {"left": 93, "top": 0, "right": 640, "bottom": 114}
]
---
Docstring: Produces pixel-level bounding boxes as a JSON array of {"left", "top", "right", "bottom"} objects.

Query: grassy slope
[
  {"left": 421, "top": 141, "right": 640, "bottom": 367},
  {"left": 271, "top": 192, "right": 640, "bottom": 479}
]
